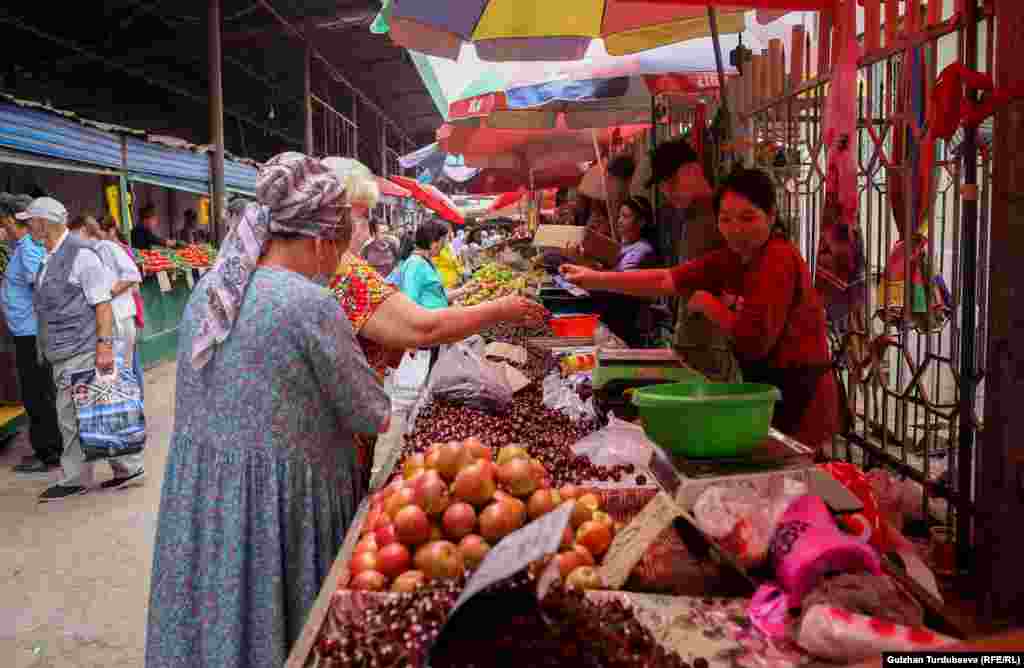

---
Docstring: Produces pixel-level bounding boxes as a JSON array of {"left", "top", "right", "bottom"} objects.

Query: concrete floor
[
  {"left": 0, "top": 361, "right": 178, "bottom": 668},
  {"left": 0, "top": 361, "right": 407, "bottom": 668}
]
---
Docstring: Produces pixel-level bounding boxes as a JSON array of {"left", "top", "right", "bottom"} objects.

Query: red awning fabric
[
  {"left": 376, "top": 176, "right": 411, "bottom": 199},
  {"left": 462, "top": 164, "right": 587, "bottom": 195},
  {"left": 439, "top": 122, "right": 648, "bottom": 172},
  {"left": 389, "top": 176, "right": 466, "bottom": 226},
  {"left": 488, "top": 189, "right": 527, "bottom": 213},
  {"left": 618, "top": 0, "right": 833, "bottom": 9}
]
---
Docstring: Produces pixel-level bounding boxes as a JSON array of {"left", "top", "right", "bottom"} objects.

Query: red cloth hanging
[{"left": 928, "top": 63, "right": 1024, "bottom": 140}]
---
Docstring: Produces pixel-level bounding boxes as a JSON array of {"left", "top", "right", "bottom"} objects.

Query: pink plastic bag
[
  {"left": 770, "top": 496, "right": 882, "bottom": 603},
  {"left": 749, "top": 585, "right": 792, "bottom": 640}
]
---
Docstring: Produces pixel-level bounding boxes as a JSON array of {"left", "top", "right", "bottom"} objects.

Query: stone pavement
[
  {"left": 0, "top": 361, "right": 177, "bottom": 668},
  {"left": 0, "top": 361, "right": 409, "bottom": 667}
]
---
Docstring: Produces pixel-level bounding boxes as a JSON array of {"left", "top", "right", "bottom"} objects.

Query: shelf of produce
[{"left": 137, "top": 273, "right": 192, "bottom": 368}]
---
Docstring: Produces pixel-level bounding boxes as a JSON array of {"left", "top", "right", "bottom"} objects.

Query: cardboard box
[
  {"left": 533, "top": 224, "right": 622, "bottom": 268},
  {"left": 582, "top": 228, "right": 621, "bottom": 267},
  {"left": 532, "top": 224, "right": 586, "bottom": 250}
]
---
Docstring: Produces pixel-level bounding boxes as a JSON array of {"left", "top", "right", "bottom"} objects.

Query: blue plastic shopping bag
[{"left": 69, "top": 353, "right": 146, "bottom": 461}]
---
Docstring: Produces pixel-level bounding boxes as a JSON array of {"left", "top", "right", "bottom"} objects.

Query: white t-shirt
[
  {"left": 94, "top": 240, "right": 141, "bottom": 322},
  {"left": 37, "top": 230, "right": 114, "bottom": 307}
]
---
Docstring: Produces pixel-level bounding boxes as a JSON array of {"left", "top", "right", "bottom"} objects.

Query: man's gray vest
[{"left": 35, "top": 233, "right": 99, "bottom": 362}]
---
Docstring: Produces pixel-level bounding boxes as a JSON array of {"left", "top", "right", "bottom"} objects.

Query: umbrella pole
[
  {"left": 708, "top": 7, "right": 731, "bottom": 120},
  {"left": 591, "top": 128, "right": 619, "bottom": 242}
]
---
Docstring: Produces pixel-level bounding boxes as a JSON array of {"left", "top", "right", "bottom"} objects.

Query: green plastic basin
[{"left": 631, "top": 382, "right": 781, "bottom": 458}]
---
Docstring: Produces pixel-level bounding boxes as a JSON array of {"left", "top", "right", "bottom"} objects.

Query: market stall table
[{"left": 287, "top": 328, "right": 965, "bottom": 667}]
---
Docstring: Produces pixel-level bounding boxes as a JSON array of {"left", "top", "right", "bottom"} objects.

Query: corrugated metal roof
[
  {"left": 0, "top": 92, "right": 263, "bottom": 168},
  {"left": 224, "top": 159, "right": 258, "bottom": 193},
  {"left": 125, "top": 136, "right": 210, "bottom": 182},
  {"left": 0, "top": 100, "right": 123, "bottom": 169}
]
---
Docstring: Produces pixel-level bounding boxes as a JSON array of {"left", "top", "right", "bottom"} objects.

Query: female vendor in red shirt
[{"left": 561, "top": 168, "right": 839, "bottom": 451}]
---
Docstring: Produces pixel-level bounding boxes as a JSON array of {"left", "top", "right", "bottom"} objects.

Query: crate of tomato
[{"left": 137, "top": 249, "right": 177, "bottom": 275}]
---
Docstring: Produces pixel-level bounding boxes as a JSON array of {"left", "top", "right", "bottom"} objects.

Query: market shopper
[
  {"left": 361, "top": 217, "right": 400, "bottom": 277},
  {"left": 146, "top": 153, "right": 390, "bottom": 668},
  {"left": 79, "top": 216, "right": 146, "bottom": 397},
  {"left": 20, "top": 197, "right": 147, "bottom": 500},
  {"left": 395, "top": 220, "right": 486, "bottom": 369},
  {"left": 0, "top": 193, "right": 63, "bottom": 473},
  {"left": 433, "top": 226, "right": 465, "bottom": 290},
  {"left": 561, "top": 168, "right": 839, "bottom": 451},
  {"left": 648, "top": 138, "right": 738, "bottom": 382},
  {"left": 400, "top": 219, "right": 473, "bottom": 310},
  {"left": 131, "top": 204, "right": 181, "bottom": 250}
]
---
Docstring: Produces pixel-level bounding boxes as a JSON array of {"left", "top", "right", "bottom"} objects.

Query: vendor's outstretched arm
[{"left": 558, "top": 265, "right": 677, "bottom": 298}]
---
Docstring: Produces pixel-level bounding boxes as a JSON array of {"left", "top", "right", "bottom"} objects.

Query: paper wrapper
[
  {"left": 797, "top": 605, "right": 955, "bottom": 662},
  {"left": 587, "top": 592, "right": 812, "bottom": 668}
]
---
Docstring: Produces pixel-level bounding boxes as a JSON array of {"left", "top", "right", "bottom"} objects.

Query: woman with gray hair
[
  {"left": 145, "top": 153, "right": 390, "bottom": 668},
  {"left": 323, "top": 160, "right": 547, "bottom": 381}
]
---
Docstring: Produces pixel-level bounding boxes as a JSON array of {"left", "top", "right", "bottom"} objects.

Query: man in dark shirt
[
  {"left": 131, "top": 205, "right": 180, "bottom": 250},
  {"left": 647, "top": 138, "right": 738, "bottom": 382}
]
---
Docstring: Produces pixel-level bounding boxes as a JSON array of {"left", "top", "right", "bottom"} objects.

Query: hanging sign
[{"left": 156, "top": 271, "right": 172, "bottom": 293}]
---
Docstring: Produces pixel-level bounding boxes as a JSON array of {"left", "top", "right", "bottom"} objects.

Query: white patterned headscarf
[{"left": 191, "top": 152, "right": 349, "bottom": 370}]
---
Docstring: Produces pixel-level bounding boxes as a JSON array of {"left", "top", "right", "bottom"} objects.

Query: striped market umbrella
[
  {"left": 449, "top": 71, "right": 731, "bottom": 130},
  {"left": 373, "top": 0, "right": 830, "bottom": 62}
]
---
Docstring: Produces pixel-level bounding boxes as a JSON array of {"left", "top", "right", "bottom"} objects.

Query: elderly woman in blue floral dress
[{"left": 145, "top": 153, "right": 390, "bottom": 668}]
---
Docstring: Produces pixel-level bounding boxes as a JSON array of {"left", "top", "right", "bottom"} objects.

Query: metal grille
[
  {"left": 744, "top": 14, "right": 994, "bottom": 560},
  {"left": 311, "top": 94, "right": 357, "bottom": 159}
]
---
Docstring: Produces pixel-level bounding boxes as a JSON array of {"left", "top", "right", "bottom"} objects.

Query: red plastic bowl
[{"left": 550, "top": 314, "right": 599, "bottom": 337}]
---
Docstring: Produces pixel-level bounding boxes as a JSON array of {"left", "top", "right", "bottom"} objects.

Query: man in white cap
[
  {"left": 18, "top": 197, "right": 145, "bottom": 502},
  {"left": 1, "top": 194, "right": 63, "bottom": 473}
]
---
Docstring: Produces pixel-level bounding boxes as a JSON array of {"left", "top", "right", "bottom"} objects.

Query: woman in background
[
  {"left": 326, "top": 171, "right": 544, "bottom": 380},
  {"left": 586, "top": 196, "right": 661, "bottom": 348},
  {"left": 78, "top": 216, "right": 148, "bottom": 401}
]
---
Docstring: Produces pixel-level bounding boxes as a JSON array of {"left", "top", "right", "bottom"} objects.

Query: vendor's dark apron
[
  {"left": 736, "top": 255, "right": 829, "bottom": 439},
  {"left": 739, "top": 356, "right": 830, "bottom": 439}
]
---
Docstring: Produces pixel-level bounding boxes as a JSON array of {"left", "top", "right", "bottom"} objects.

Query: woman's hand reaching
[
  {"left": 559, "top": 263, "right": 600, "bottom": 288},
  {"left": 496, "top": 296, "right": 549, "bottom": 325}
]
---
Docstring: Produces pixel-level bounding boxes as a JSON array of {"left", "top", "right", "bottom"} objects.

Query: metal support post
[
  {"left": 977, "top": 0, "right": 1024, "bottom": 627},
  {"left": 208, "top": 0, "right": 226, "bottom": 242}
]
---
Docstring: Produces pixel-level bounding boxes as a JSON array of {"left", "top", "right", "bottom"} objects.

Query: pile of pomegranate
[
  {"left": 348, "top": 438, "right": 618, "bottom": 594},
  {"left": 406, "top": 387, "right": 644, "bottom": 487}
]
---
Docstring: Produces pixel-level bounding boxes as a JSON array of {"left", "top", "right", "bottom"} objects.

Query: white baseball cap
[{"left": 15, "top": 197, "right": 68, "bottom": 226}]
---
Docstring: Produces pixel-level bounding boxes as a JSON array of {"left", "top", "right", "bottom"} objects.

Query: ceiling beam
[
  {"left": 390, "top": 90, "right": 436, "bottom": 98},
  {"left": 222, "top": 4, "right": 377, "bottom": 45},
  {"left": 344, "top": 55, "right": 407, "bottom": 68},
  {"left": 253, "top": 0, "right": 414, "bottom": 143},
  {"left": 0, "top": 8, "right": 302, "bottom": 147}
]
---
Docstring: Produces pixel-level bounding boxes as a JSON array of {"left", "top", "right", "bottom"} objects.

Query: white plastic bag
[
  {"left": 429, "top": 336, "right": 514, "bottom": 412},
  {"left": 571, "top": 415, "right": 654, "bottom": 470},
  {"left": 692, "top": 479, "right": 807, "bottom": 569},
  {"left": 542, "top": 372, "right": 596, "bottom": 422},
  {"left": 391, "top": 349, "right": 430, "bottom": 414}
]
